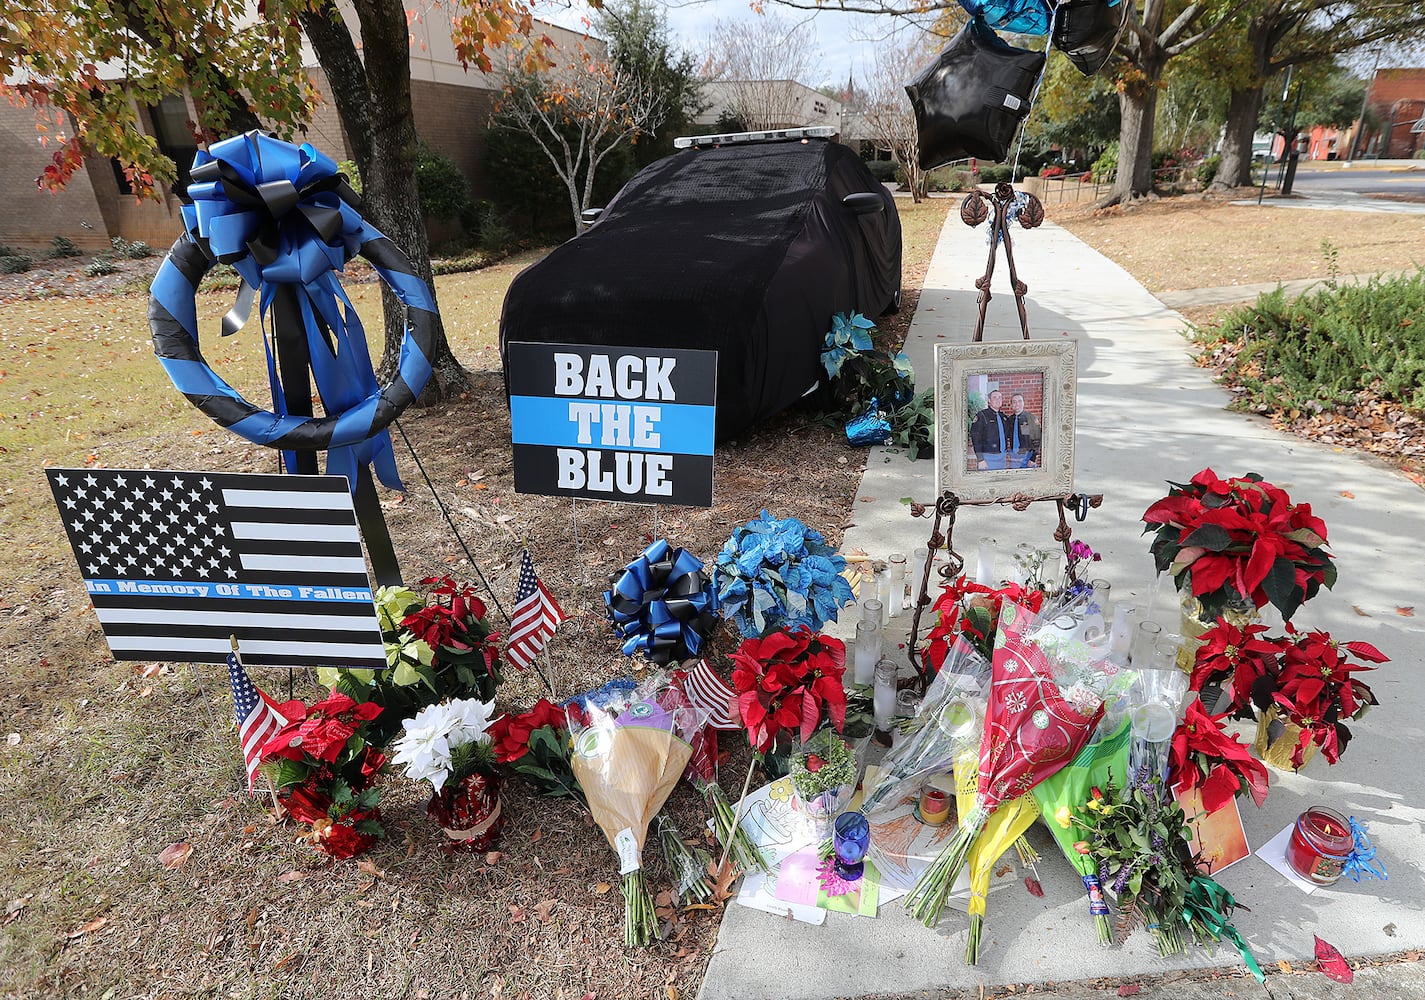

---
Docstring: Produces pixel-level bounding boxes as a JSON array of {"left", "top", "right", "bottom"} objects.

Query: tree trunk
[
  {"left": 302, "top": 0, "right": 467, "bottom": 398},
  {"left": 1213, "top": 86, "right": 1265, "bottom": 189},
  {"left": 1110, "top": 78, "right": 1161, "bottom": 204}
]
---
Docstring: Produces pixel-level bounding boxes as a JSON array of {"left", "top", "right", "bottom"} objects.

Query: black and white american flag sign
[{"left": 47, "top": 469, "right": 386, "bottom": 668}]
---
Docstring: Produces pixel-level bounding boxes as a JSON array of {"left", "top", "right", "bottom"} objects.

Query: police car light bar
[{"left": 674, "top": 126, "right": 837, "bottom": 149}]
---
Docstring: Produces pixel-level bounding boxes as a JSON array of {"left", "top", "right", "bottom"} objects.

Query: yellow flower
[
  {"left": 769, "top": 778, "right": 793, "bottom": 803},
  {"left": 1054, "top": 805, "right": 1072, "bottom": 829},
  {"left": 1086, "top": 799, "right": 1102, "bottom": 812},
  {"left": 1100, "top": 805, "right": 1114, "bottom": 816}
]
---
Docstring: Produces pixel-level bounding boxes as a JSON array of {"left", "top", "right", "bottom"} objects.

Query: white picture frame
[{"left": 933, "top": 340, "right": 1077, "bottom": 502}]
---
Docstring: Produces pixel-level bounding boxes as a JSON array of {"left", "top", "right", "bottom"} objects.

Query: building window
[
  {"left": 148, "top": 95, "right": 200, "bottom": 197},
  {"left": 814, "top": 100, "right": 827, "bottom": 116}
]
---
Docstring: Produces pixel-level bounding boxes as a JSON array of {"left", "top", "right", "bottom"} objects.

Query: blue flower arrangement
[
  {"left": 822, "top": 312, "right": 877, "bottom": 379},
  {"left": 715, "top": 510, "right": 855, "bottom": 638}
]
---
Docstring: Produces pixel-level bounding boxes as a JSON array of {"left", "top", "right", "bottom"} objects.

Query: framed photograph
[{"left": 933, "top": 341, "right": 1077, "bottom": 502}]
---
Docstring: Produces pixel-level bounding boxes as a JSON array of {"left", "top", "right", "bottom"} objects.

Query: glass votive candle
[
  {"left": 833, "top": 811, "right": 871, "bottom": 880},
  {"left": 876, "top": 569, "right": 892, "bottom": 623},
  {"left": 1287, "top": 807, "right": 1354, "bottom": 885},
  {"left": 853, "top": 620, "right": 881, "bottom": 685},
  {"left": 1089, "top": 578, "right": 1112, "bottom": 613},
  {"left": 873, "top": 658, "right": 898, "bottom": 732},
  {"left": 910, "top": 546, "right": 929, "bottom": 610},
  {"left": 1130, "top": 619, "right": 1164, "bottom": 667},
  {"left": 1108, "top": 604, "right": 1140, "bottom": 664},
  {"left": 1039, "top": 547, "right": 1063, "bottom": 594},
  {"left": 975, "top": 536, "right": 997, "bottom": 585},
  {"left": 861, "top": 597, "right": 883, "bottom": 625},
  {"left": 888, "top": 552, "right": 907, "bottom": 617}
]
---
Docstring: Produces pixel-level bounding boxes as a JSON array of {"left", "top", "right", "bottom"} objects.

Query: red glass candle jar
[{"left": 1286, "top": 806, "right": 1353, "bottom": 885}]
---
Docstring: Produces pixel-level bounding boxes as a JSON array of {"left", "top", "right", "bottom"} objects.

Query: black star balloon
[{"left": 905, "top": 16, "right": 1046, "bottom": 170}]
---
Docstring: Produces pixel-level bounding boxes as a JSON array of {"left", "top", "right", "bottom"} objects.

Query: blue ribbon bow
[
  {"left": 1344, "top": 815, "right": 1388, "bottom": 882},
  {"left": 168, "top": 132, "right": 433, "bottom": 491},
  {"left": 604, "top": 539, "right": 720, "bottom": 666}
]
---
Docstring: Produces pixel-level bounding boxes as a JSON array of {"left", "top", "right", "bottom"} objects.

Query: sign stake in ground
[{"left": 47, "top": 468, "right": 386, "bottom": 669}]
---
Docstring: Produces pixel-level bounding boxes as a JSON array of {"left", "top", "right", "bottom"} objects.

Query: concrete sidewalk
[{"left": 698, "top": 210, "right": 1425, "bottom": 1000}]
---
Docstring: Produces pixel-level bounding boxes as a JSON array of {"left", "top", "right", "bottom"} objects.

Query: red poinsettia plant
[
  {"left": 1169, "top": 697, "right": 1269, "bottom": 813},
  {"left": 1272, "top": 626, "right": 1386, "bottom": 767},
  {"left": 1188, "top": 620, "right": 1387, "bottom": 769},
  {"left": 1189, "top": 619, "right": 1282, "bottom": 718},
  {"left": 487, "top": 699, "right": 588, "bottom": 802},
  {"left": 730, "top": 626, "right": 846, "bottom": 752},
  {"left": 259, "top": 692, "right": 387, "bottom": 859},
  {"left": 922, "top": 576, "right": 1046, "bottom": 669},
  {"left": 1143, "top": 469, "right": 1336, "bottom": 622}
]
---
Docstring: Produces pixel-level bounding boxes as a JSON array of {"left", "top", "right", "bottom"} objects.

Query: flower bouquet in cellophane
[
  {"left": 569, "top": 675, "right": 706, "bottom": 947},
  {"left": 905, "top": 601, "right": 1105, "bottom": 936}
]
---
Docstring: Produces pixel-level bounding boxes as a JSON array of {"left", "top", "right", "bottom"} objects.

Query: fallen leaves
[
  {"left": 593, "top": 881, "right": 611, "bottom": 895},
  {"left": 532, "top": 899, "right": 557, "bottom": 924},
  {"left": 1397, "top": 606, "right": 1415, "bottom": 617},
  {"left": 157, "top": 842, "right": 193, "bottom": 870},
  {"left": 1116, "top": 986, "right": 1140, "bottom": 997},
  {"left": 277, "top": 870, "right": 306, "bottom": 884},
  {"left": 67, "top": 916, "right": 108, "bottom": 939},
  {"left": 4, "top": 897, "right": 29, "bottom": 925},
  {"left": 707, "top": 859, "right": 739, "bottom": 903},
  {"left": 1315, "top": 935, "right": 1353, "bottom": 983},
  {"left": 1024, "top": 877, "right": 1044, "bottom": 898},
  {"left": 1352, "top": 605, "right": 1371, "bottom": 617}
]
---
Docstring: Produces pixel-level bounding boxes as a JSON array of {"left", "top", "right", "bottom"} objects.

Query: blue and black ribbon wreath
[
  {"left": 604, "top": 539, "right": 720, "bottom": 667},
  {"left": 148, "top": 131, "right": 437, "bottom": 497}
]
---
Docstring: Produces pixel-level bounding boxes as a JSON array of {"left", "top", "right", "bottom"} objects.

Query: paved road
[{"left": 1279, "top": 165, "right": 1425, "bottom": 199}]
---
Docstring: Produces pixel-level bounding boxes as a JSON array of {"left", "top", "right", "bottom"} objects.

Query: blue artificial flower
[
  {"left": 821, "top": 312, "right": 877, "bottom": 379},
  {"left": 713, "top": 511, "right": 856, "bottom": 638}
]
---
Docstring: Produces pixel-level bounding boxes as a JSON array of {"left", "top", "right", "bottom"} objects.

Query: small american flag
[
  {"left": 506, "top": 550, "right": 565, "bottom": 672},
  {"left": 228, "top": 651, "right": 289, "bottom": 791},
  {"left": 674, "top": 659, "right": 738, "bottom": 731}
]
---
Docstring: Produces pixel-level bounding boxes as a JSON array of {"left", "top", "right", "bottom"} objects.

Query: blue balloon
[{"left": 958, "top": 0, "right": 1053, "bottom": 36}]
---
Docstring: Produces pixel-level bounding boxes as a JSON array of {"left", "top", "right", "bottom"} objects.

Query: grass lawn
[{"left": 0, "top": 199, "right": 950, "bottom": 999}]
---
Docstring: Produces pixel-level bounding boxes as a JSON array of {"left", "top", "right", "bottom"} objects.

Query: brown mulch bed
[{"left": 0, "top": 200, "right": 950, "bottom": 998}]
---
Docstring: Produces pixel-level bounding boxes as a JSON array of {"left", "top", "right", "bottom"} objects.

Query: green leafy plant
[
  {"left": 1192, "top": 271, "right": 1425, "bottom": 415},
  {"left": 110, "top": 236, "right": 154, "bottom": 259},
  {"left": 888, "top": 388, "right": 935, "bottom": 460},
  {"left": 84, "top": 255, "right": 119, "bottom": 276},
  {"left": 1319, "top": 238, "right": 1340, "bottom": 289},
  {"left": 0, "top": 255, "right": 33, "bottom": 274},
  {"left": 1072, "top": 779, "right": 1198, "bottom": 954},
  {"left": 1195, "top": 155, "right": 1220, "bottom": 186},
  {"left": 322, "top": 577, "right": 504, "bottom": 747},
  {"left": 1090, "top": 142, "right": 1119, "bottom": 184},
  {"left": 48, "top": 235, "right": 82, "bottom": 258}
]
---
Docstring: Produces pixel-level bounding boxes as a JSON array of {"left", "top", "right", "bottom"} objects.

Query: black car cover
[{"left": 499, "top": 138, "right": 901, "bottom": 442}]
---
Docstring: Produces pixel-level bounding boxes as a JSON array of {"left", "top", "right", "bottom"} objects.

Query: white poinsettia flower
[
  {"left": 392, "top": 704, "right": 455, "bottom": 788},
  {"left": 445, "top": 697, "right": 497, "bottom": 748}
]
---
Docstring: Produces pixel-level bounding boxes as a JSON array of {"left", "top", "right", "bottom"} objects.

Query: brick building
[
  {"left": 0, "top": 10, "right": 597, "bottom": 251},
  {"left": 1344, "top": 67, "right": 1425, "bottom": 160}
]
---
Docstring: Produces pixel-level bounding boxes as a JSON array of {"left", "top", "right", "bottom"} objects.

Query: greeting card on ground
[
  {"left": 861, "top": 772, "right": 966, "bottom": 902},
  {"left": 773, "top": 847, "right": 882, "bottom": 917},
  {"left": 1256, "top": 823, "right": 1318, "bottom": 894},
  {"left": 1175, "top": 783, "right": 1250, "bottom": 875},
  {"left": 735, "top": 869, "right": 827, "bottom": 925},
  {"left": 735, "top": 777, "right": 819, "bottom": 868}
]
